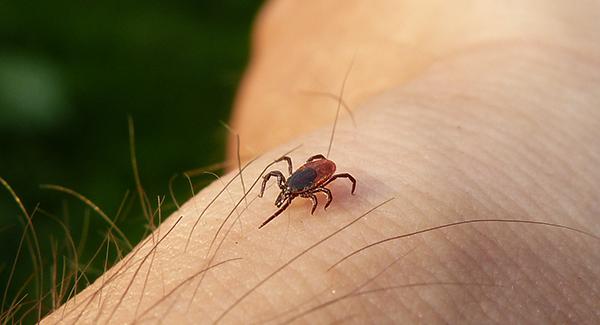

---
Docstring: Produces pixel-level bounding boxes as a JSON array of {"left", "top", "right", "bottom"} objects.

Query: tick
[{"left": 258, "top": 154, "right": 356, "bottom": 228}]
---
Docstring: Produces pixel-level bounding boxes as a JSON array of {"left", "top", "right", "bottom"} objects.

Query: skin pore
[{"left": 43, "top": 0, "right": 600, "bottom": 324}]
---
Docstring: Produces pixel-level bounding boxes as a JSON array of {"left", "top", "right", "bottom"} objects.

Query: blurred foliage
[{"left": 0, "top": 0, "right": 263, "bottom": 322}]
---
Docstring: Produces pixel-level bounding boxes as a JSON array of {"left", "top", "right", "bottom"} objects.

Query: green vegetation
[{"left": 0, "top": 1, "right": 263, "bottom": 323}]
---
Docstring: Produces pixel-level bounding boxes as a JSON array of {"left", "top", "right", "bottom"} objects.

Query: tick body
[{"left": 258, "top": 154, "right": 356, "bottom": 228}]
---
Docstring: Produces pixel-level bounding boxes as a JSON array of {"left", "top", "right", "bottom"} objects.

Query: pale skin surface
[{"left": 43, "top": 0, "right": 600, "bottom": 324}]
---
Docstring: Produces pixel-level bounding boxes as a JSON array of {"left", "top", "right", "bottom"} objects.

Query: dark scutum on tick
[{"left": 258, "top": 154, "right": 356, "bottom": 228}]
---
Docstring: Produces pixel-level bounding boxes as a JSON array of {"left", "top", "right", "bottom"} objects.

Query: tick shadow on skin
[{"left": 282, "top": 167, "right": 395, "bottom": 227}]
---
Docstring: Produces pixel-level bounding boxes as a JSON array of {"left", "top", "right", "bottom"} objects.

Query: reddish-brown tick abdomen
[{"left": 286, "top": 159, "right": 336, "bottom": 194}]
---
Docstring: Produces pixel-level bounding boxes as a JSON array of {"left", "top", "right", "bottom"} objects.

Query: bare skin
[{"left": 43, "top": 0, "right": 600, "bottom": 324}]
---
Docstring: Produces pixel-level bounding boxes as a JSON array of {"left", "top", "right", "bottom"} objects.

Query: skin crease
[{"left": 42, "top": 0, "right": 600, "bottom": 324}]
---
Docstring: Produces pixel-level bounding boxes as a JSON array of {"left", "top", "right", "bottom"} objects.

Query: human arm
[{"left": 43, "top": 0, "right": 600, "bottom": 323}]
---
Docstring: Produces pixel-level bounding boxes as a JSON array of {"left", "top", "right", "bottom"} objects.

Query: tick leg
[
  {"left": 306, "top": 154, "right": 327, "bottom": 162},
  {"left": 313, "top": 187, "right": 333, "bottom": 210},
  {"left": 259, "top": 198, "right": 292, "bottom": 229},
  {"left": 323, "top": 173, "right": 357, "bottom": 194},
  {"left": 259, "top": 171, "right": 286, "bottom": 198},
  {"left": 301, "top": 193, "right": 319, "bottom": 215},
  {"left": 275, "top": 156, "right": 293, "bottom": 175}
]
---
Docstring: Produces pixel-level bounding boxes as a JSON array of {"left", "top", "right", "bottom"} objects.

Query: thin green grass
[{"left": 0, "top": 117, "right": 226, "bottom": 324}]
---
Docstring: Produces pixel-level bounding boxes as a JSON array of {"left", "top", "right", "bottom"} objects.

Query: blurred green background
[{"left": 0, "top": 0, "right": 263, "bottom": 322}]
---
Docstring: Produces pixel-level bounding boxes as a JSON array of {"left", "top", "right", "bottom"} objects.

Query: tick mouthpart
[{"left": 275, "top": 190, "right": 288, "bottom": 207}]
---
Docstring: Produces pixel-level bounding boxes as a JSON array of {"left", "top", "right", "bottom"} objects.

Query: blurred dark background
[{"left": 0, "top": 0, "right": 263, "bottom": 321}]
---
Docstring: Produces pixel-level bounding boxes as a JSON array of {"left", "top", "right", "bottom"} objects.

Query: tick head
[{"left": 275, "top": 188, "right": 291, "bottom": 207}]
